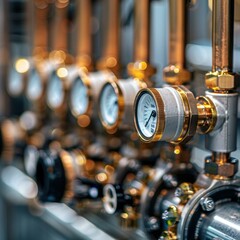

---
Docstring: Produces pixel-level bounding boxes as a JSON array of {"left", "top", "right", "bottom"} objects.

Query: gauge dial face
[
  {"left": 24, "top": 145, "right": 39, "bottom": 177},
  {"left": 47, "top": 72, "right": 64, "bottom": 109},
  {"left": 27, "top": 69, "right": 42, "bottom": 101},
  {"left": 70, "top": 77, "right": 89, "bottom": 116},
  {"left": 136, "top": 92, "right": 157, "bottom": 138},
  {"left": 100, "top": 83, "right": 119, "bottom": 126},
  {"left": 8, "top": 67, "right": 24, "bottom": 96}
]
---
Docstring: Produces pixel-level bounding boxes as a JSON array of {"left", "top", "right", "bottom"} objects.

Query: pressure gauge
[
  {"left": 8, "top": 66, "right": 24, "bottom": 96},
  {"left": 26, "top": 68, "right": 43, "bottom": 101},
  {"left": 99, "top": 82, "right": 120, "bottom": 130},
  {"left": 135, "top": 91, "right": 158, "bottom": 139},
  {"left": 47, "top": 71, "right": 64, "bottom": 109},
  {"left": 70, "top": 76, "right": 89, "bottom": 116},
  {"left": 99, "top": 78, "right": 144, "bottom": 133},
  {"left": 134, "top": 86, "right": 197, "bottom": 143},
  {"left": 24, "top": 145, "right": 39, "bottom": 177}
]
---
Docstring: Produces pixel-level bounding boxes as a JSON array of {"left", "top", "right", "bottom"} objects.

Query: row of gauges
[{"left": 4, "top": 0, "right": 240, "bottom": 240}]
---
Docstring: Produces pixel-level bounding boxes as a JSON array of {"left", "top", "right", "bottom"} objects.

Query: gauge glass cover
[
  {"left": 8, "top": 67, "right": 24, "bottom": 95},
  {"left": 24, "top": 145, "right": 39, "bottom": 177},
  {"left": 100, "top": 84, "right": 119, "bottom": 126},
  {"left": 47, "top": 72, "right": 64, "bottom": 109},
  {"left": 136, "top": 92, "right": 157, "bottom": 138},
  {"left": 27, "top": 69, "right": 42, "bottom": 100},
  {"left": 70, "top": 77, "right": 89, "bottom": 115}
]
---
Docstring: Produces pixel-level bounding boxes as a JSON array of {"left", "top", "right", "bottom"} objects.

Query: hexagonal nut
[
  {"left": 205, "top": 71, "right": 238, "bottom": 90},
  {"left": 205, "top": 157, "right": 238, "bottom": 177},
  {"left": 163, "top": 65, "right": 191, "bottom": 85}
]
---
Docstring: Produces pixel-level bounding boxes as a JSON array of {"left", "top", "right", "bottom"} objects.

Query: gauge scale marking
[{"left": 136, "top": 92, "right": 157, "bottom": 138}]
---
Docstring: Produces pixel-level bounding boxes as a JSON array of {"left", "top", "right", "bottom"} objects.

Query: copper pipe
[
  {"left": 51, "top": 0, "right": 69, "bottom": 52},
  {"left": 33, "top": 0, "right": 49, "bottom": 56},
  {"left": 168, "top": 0, "right": 186, "bottom": 68},
  {"left": 134, "top": 0, "right": 150, "bottom": 62},
  {"left": 76, "top": 0, "right": 92, "bottom": 64},
  {"left": 102, "top": 0, "right": 120, "bottom": 61},
  {"left": 212, "top": 0, "right": 234, "bottom": 72}
]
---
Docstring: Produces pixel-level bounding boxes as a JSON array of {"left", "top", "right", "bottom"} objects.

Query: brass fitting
[
  {"left": 160, "top": 231, "right": 177, "bottom": 240},
  {"left": 205, "top": 156, "right": 238, "bottom": 178},
  {"left": 163, "top": 65, "right": 191, "bottom": 85},
  {"left": 175, "top": 182, "right": 195, "bottom": 204},
  {"left": 120, "top": 206, "right": 139, "bottom": 228},
  {"left": 96, "top": 57, "right": 119, "bottom": 76},
  {"left": 127, "top": 61, "right": 156, "bottom": 83},
  {"left": 196, "top": 96, "right": 217, "bottom": 134},
  {"left": 162, "top": 205, "right": 179, "bottom": 227},
  {"left": 205, "top": 70, "right": 238, "bottom": 91}
]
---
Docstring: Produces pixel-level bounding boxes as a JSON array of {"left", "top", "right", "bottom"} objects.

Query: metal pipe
[
  {"left": 76, "top": 0, "right": 92, "bottom": 66},
  {"left": 32, "top": 0, "right": 49, "bottom": 57},
  {"left": 51, "top": 0, "right": 69, "bottom": 52},
  {"left": 134, "top": 0, "right": 150, "bottom": 62},
  {"left": 102, "top": 0, "right": 120, "bottom": 61},
  {"left": 168, "top": 0, "right": 186, "bottom": 68},
  {"left": 212, "top": 0, "right": 234, "bottom": 72}
]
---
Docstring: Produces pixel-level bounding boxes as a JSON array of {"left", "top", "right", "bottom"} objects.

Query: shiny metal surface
[
  {"left": 199, "top": 202, "right": 240, "bottom": 240},
  {"left": 134, "top": 0, "right": 150, "bottom": 62},
  {"left": 212, "top": 0, "right": 234, "bottom": 72},
  {"left": 205, "top": 91, "right": 238, "bottom": 153}
]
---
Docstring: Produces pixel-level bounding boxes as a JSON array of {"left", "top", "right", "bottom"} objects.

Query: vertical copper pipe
[
  {"left": 33, "top": 0, "right": 49, "bottom": 56},
  {"left": 212, "top": 0, "right": 234, "bottom": 72},
  {"left": 134, "top": 0, "right": 150, "bottom": 62},
  {"left": 169, "top": 0, "right": 186, "bottom": 68},
  {"left": 76, "top": 0, "right": 92, "bottom": 64},
  {"left": 102, "top": 0, "right": 120, "bottom": 61},
  {"left": 51, "top": 0, "right": 69, "bottom": 52}
]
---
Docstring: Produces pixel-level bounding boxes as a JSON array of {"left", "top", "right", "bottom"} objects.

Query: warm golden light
[
  {"left": 57, "top": 67, "right": 68, "bottom": 78},
  {"left": 96, "top": 172, "right": 108, "bottom": 183},
  {"left": 15, "top": 58, "right": 30, "bottom": 73},
  {"left": 138, "top": 61, "right": 147, "bottom": 70}
]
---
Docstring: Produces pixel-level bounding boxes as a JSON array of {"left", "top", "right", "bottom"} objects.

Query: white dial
[
  {"left": 136, "top": 91, "right": 157, "bottom": 138},
  {"left": 8, "top": 67, "right": 24, "bottom": 96},
  {"left": 47, "top": 72, "right": 64, "bottom": 109},
  {"left": 24, "top": 145, "right": 39, "bottom": 177},
  {"left": 70, "top": 77, "right": 89, "bottom": 116},
  {"left": 27, "top": 69, "right": 42, "bottom": 101},
  {"left": 100, "top": 83, "right": 119, "bottom": 126}
]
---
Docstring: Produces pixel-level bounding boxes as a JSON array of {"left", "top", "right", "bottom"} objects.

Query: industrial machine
[{"left": 0, "top": 0, "right": 240, "bottom": 239}]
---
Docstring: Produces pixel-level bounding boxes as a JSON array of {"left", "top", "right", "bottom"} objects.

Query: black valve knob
[
  {"left": 103, "top": 184, "right": 133, "bottom": 214},
  {"left": 74, "top": 177, "right": 103, "bottom": 200},
  {"left": 35, "top": 150, "right": 66, "bottom": 202}
]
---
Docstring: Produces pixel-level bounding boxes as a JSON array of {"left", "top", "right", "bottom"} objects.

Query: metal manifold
[{"left": 0, "top": 0, "right": 240, "bottom": 239}]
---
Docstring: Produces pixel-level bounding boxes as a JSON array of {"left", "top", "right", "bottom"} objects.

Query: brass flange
[
  {"left": 196, "top": 96, "right": 217, "bottom": 134},
  {"left": 163, "top": 65, "right": 191, "bottom": 85}
]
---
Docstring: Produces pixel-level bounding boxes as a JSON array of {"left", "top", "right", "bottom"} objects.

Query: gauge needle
[{"left": 145, "top": 110, "right": 156, "bottom": 127}]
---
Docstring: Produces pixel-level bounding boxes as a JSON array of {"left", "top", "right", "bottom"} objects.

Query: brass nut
[
  {"left": 127, "top": 61, "right": 156, "bottom": 81},
  {"left": 205, "top": 157, "right": 238, "bottom": 177},
  {"left": 205, "top": 71, "right": 238, "bottom": 91},
  {"left": 163, "top": 65, "right": 191, "bottom": 85}
]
